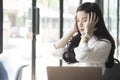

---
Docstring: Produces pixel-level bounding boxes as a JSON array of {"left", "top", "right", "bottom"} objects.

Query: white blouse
[{"left": 51, "top": 36, "right": 111, "bottom": 74}]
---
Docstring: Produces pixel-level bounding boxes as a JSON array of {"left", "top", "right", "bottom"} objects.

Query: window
[{"left": 103, "top": 0, "right": 120, "bottom": 59}]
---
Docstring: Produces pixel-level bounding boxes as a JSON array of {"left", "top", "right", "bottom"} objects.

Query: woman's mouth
[{"left": 80, "top": 29, "right": 84, "bottom": 33}]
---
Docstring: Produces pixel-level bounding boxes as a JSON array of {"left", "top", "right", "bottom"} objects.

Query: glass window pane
[
  {"left": 63, "top": 0, "right": 79, "bottom": 34},
  {"left": 36, "top": 0, "right": 60, "bottom": 80},
  {"left": 82, "top": 0, "right": 95, "bottom": 3},
  {"left": 104, "top": 0, "right": 120, "bottom": 59},
  {"left": 3, "top": 0, "right": 32, "bottom": 80}
]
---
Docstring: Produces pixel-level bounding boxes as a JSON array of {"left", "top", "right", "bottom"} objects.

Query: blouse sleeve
[
  {"left": 50, "top": 44, "right": 67, "bottom": 59},
  {"left": 74, "top": 40, "right": 111, "bottom": 63}
]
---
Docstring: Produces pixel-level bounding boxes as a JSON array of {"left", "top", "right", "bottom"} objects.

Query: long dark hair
[{"left": 63, "top": 2, "right": 115, "bottom": 68}]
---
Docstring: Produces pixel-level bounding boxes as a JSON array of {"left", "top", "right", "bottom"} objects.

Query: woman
[{"left": 52, "top": 2, "right": 115, "bottom": 74}]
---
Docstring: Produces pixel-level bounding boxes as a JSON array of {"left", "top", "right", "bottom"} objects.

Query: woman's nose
[{"left": 79, "top": 21, "right": 83, "bottom": 27}]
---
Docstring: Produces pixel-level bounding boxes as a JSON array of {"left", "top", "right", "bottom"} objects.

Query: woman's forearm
[{"left": 54, "top": 30, "right": 75, "bottom": 49}]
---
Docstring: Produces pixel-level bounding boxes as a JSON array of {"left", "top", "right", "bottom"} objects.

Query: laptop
[{"left": 47, "top": 66, "right": 102, "bottom": 80}]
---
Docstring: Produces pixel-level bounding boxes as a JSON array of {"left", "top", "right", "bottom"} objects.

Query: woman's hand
[
  {"left": 55, "top": 15, "right": 79, "bottom": 48},
  {"left": 71, "top": 15, "right": 78, "bottom": 33},
  {"left": 84, "top": 12, "right": 99, "bottom": 36}
]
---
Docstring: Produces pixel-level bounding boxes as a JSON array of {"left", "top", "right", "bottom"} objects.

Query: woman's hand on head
[
  {"left": 71, "top": 15, "right": 78, "bottom": 33},
  {"left": 84, "top": 12, "right": 99, "bottom": 36}
]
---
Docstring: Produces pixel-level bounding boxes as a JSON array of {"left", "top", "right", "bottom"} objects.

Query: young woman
[{"left": 52, "top": 2, "right": 115, "bottom": 74}]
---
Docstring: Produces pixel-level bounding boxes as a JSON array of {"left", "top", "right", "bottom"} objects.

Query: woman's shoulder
[{"left": 93, "top": 36, "right": 111, "bottom": 46}]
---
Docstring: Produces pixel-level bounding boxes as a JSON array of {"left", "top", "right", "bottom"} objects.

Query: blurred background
[{"left": 0, "top": 0, "right": 120, "bottom": 80}]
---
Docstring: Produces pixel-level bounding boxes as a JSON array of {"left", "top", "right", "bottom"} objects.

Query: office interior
[{"left": 0, "top": 0, "right": 120, "bottom": 80}]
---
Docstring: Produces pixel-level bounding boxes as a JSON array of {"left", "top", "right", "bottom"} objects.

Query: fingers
[
  {"left": 88, "top": 12, "right": 99, "bottom": 25},
  {"left": 95, "top": 17, "right": 99, "bottom": 24},
  {"left": 72, "top": 15, "right": 78, "bottom": 32},
  {"left": 74, "top": 14, "right": 78, "bottom": 27},
  {"left": 93, "top": 12, "right": 99, "bottom": 25}
]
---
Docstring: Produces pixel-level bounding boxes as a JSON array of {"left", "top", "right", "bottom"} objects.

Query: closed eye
[
  {"left": 82, "top": 17, "right": 87, "bottom": 22},
  {"left": 76, "top": 17, "right": 87, "bottom": 22},
  {"left": 82, "top": 19, "right": 87, "bottom": 22}
]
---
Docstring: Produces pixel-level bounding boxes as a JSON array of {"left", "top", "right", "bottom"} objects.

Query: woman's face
[{"left": 76, "top": 11, "right": 88, "bottom": 34}]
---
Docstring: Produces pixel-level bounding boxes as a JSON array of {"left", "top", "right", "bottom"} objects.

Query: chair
[
  {"left": 0, "top": 62, "right": 8, "bottom": 80},
  {"left": 0, "top": 53, "right": 28, "bottom": 80},
  {"left": 15, "top": 65, "right": 28, "bottom": 80},
  {"left": 102, "top": 59, "right": 120, "bottom": 80}
]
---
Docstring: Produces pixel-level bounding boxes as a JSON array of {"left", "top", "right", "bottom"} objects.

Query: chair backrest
[
  {"left": 102, "top": 59, "right": 120, "bottom": 80},
  {"left": 15, "top": 65, "right": 28, "bottom": 80},
  {"left": 0, "top": 62, "right": 8, "bottom": 80}
]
